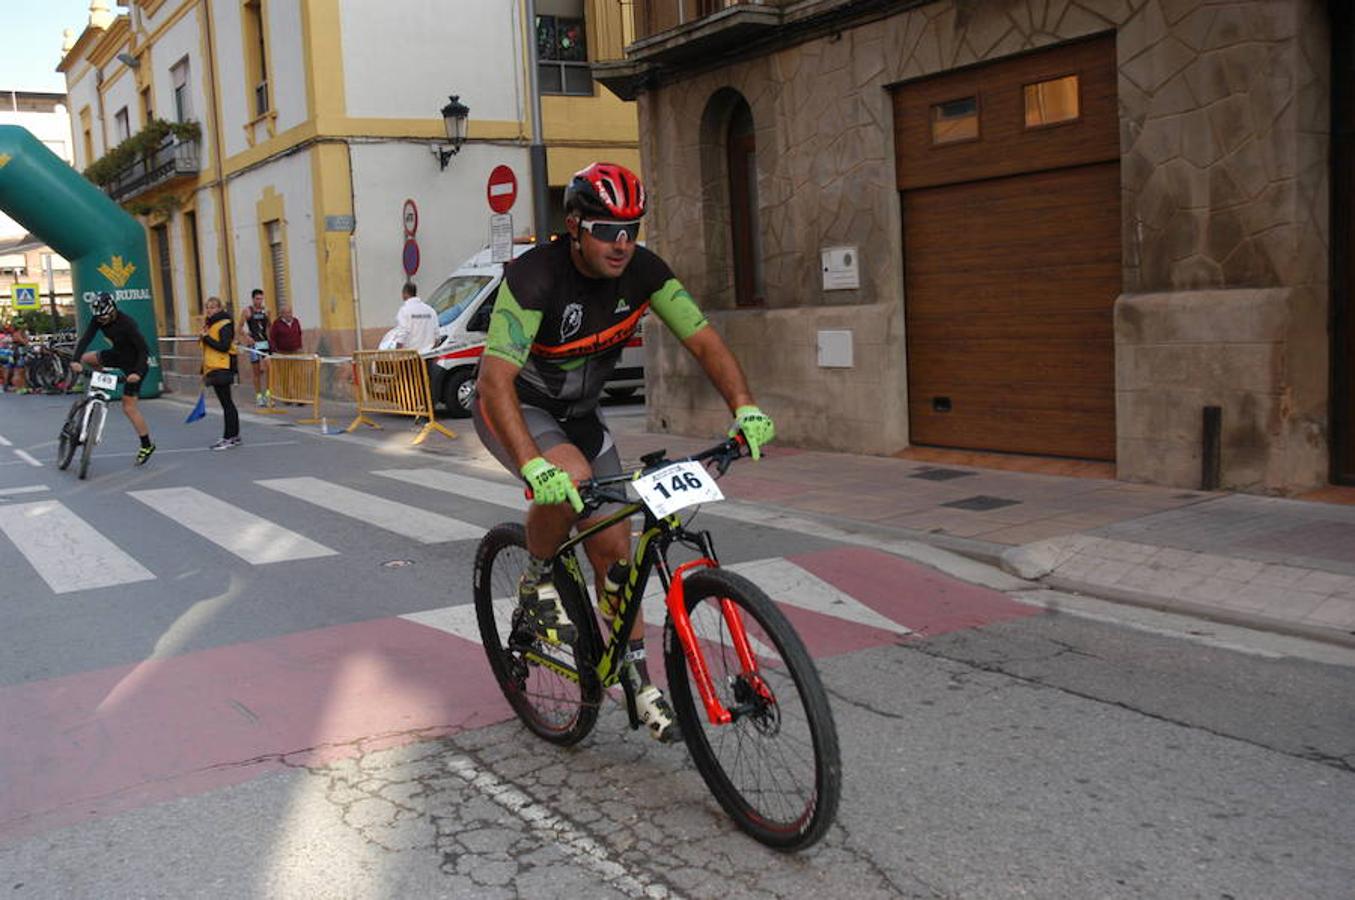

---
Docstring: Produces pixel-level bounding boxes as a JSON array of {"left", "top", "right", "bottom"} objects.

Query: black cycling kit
[{"left": 73, "top": 311, "right": 150, "bottom": 396}]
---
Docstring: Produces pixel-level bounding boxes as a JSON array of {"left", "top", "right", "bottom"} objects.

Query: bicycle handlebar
[{"left": 522, "top": 435, "right": 749, "bottom": 513}]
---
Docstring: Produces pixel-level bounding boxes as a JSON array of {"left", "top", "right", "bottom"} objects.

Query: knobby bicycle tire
[
  {"left": 78, "top": 403, "right": 103, "bottom": 480},
  {"left": 26, "top": 355, "right": 50, "bottom": 391},
  {"left": 664, "top": 567, "right": 842, "bottom": 851},
  {"left": 473, "top": 522, "right": 601, "bottom": 746},
  {"left": 56, "top": 399, "right": 84, "bottom": 470}
]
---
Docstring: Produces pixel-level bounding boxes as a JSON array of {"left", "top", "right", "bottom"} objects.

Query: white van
[{"left": 424, "top": 242, "right": 646, "bottom": 417}]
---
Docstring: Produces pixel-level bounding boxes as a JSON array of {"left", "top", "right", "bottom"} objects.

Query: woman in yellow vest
[{"left": 201, "top": 296, "right": 241, "bottom": 450}]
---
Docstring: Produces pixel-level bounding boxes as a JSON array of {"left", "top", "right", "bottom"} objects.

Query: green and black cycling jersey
[{"left": 484, "top": 239, "right": 708, "bottom": 418}]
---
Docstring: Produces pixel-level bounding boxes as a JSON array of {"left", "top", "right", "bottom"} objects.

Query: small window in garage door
[{"left": 1024, "top": 74, "right": 1080, "bottom": 128}]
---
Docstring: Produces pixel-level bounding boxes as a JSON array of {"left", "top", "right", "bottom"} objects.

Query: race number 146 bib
[{"left": 632, "top": 460, "right": 725, "bottom": 518}]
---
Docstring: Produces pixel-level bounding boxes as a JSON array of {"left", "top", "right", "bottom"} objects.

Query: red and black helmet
[{"left": 564, "top": 162, "right": 646, "bottom": 220}]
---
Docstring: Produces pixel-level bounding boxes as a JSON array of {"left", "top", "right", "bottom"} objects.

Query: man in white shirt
[{"left": 391, "top": 282, "right": 440, "bottom": 354}]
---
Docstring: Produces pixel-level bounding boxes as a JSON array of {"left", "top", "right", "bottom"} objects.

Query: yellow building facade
[{"left": 58, "top": 0, "right": 639, "bottom": 368}]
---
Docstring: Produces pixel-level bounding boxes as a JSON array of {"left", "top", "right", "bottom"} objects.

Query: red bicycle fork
[{"left": 666, "top": 558, "right": 762, "bottom": 726}]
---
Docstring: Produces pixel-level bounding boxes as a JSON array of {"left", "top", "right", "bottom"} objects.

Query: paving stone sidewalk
[
  {"left": 190, "top": 388, "right": 1355, "bottom": 649},
  {"left": 609, "top": 414, "right": 1355, "bottom": 649}
]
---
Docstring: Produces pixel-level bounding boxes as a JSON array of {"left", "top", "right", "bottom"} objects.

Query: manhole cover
[
  {"left": 941, "top": 495, "right": 1021, "bottom": 512},
  {"left": 382, "top": 559, "right": 415, "bottom": 569},
  {"left": 909, "top": 468, "right": 975, "bottom": 482}
]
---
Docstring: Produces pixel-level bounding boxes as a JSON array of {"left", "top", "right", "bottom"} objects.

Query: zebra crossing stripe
[
  {"left": 402, "top": 558, "right": 819, "bottom": 661},
  {"left": 375, "top": 468, "right": 526, "bottom": 510},
  {"left": 257, "top": 476, "right": 484, "bottom": 543},
  {"left": 403, "top": 603, "right": 483, "bottom": 644},
  {"left": 0, "top": 485, "right": 48, "bottom": 496},
  {"left": 130, "top": 487, "right": 337, "bottom": 563},
  {"left": 727, "top": 558, "right": 913, "bottom": 637},
  {"left": 0, "top": 500, "right": 154, "bottom": 593}
]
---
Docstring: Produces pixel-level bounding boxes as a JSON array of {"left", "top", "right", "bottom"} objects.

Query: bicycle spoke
[
  {"left": 474, "top": 524, "right": 598, "bottom": 745},
  {"left": 667, "top": 568, "right": 840, "bottom": 850}
]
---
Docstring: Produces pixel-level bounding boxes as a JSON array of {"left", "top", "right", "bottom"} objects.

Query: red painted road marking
[
  {"left": 1, "top": 548, "right": 1034, "bottom": 842},
  {"left": 0, "top": 617, "right": 506, "bottom": 842},
  {"left": 788, "top": 546, "right": 1039, "bottom": 638}
]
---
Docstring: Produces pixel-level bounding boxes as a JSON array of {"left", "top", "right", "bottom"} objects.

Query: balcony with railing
[
  {"left": 103, "top": 132, "right": 201, "bottom": 203},
  {"left": 633, "top": 0, "right": 792, "bottom": 43},
  {"left": 597, "top": 0, "right": 788, "bottom": 99}
]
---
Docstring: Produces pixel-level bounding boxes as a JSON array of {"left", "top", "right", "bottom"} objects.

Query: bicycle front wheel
[
  {"left": 665, "top": 568, "right": 842, "bottom": 851},
  {"left": 56, "top": 399, "right": 82, "bottom": 470},
  {"left": 473, "top": 523, "right": 601, "bottom": 745},
  {"left": 77, "top": 403, "right": 103, "bottom": 480}
]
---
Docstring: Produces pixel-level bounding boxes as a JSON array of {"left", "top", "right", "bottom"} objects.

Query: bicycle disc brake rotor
[{"left": 732, "top": 674, "right": 782, "bottom": 736}]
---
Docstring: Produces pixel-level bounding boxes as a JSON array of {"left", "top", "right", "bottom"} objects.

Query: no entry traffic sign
[{"left": 487, "top": 165, "right": 517, "bottom": 214}]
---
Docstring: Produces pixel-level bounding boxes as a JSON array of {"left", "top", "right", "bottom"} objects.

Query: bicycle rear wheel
[
  {"left": 473, "top": 522, "right": 601, "bottom": 745},
  {"left": 665, "top": 568, "right": 841, "bottom": 851},
  {"left": 77, "top": 403, "right": 103, "bottom": 480}
]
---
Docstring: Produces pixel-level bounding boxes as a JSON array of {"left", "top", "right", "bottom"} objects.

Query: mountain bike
[
  {"left": 473, "top": 437, "right": 842, "bottom": 851},
  {"left": 57, "top": 369, "right": 120, "bottom": 480},
  {"left": 26, "top": 338, "right": 73, "bottom": 393}
]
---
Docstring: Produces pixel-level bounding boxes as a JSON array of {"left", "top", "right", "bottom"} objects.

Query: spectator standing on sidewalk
[
  {"left": 202, "top": 296, "right": 241, "bottom": 450},
  {"left": 238, "top": 288, "right": 271, "bottom": 406},
  {"left": 1, "top": 320, "right": 27, "bottom": 392},
  {"left": 268, "top": 304, "right": 303, "bottom": 355}
]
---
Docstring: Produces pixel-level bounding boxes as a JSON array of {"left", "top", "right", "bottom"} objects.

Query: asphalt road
[{"left": 1, "top": 394, "right": 1353, "bottom": 899}]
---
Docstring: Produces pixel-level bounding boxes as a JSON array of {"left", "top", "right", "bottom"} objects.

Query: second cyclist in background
[
  {"left": 69, "top": 292, "right": 155, "bottom": 465},
  {"left": 239, "top": 288, "right": 271, "bottom": 406}
]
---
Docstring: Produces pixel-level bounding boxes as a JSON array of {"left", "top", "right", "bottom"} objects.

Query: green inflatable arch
[{"left": 0, "top": 124, "right": 162, "bottom": 396}]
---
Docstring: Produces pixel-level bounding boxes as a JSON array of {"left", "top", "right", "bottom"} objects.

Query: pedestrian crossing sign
[{"left": 12, "top": 283, "right": 39, "bottom": 309}]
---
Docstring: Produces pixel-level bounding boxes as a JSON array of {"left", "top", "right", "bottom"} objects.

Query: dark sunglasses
[{"left": 579, "top": 219, "right": 640, "bottom": 244}]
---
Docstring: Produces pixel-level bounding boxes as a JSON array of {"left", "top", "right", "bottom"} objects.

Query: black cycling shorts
[
  {"left": 96, "top": 349, "right": 146, "bottom": 396},
  {"left": 472, "top": 398, "right": 622, "bottom": 482}
]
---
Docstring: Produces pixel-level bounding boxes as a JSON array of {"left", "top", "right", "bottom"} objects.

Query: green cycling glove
[
  {"left": 521, "top": 457, "right": 584, "bottom": 513},
  {"left": 728, "top": 405, "right": 775, "bottom": 460}
]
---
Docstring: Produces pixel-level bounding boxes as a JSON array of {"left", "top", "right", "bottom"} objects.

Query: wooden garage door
[{"left": 895, "top": 34, "right": 1120, "bottom": 460}]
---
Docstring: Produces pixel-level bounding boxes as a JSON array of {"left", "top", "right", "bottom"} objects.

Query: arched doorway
[{"left": 699, "top": 89, "right": 763, "bottom": 308}]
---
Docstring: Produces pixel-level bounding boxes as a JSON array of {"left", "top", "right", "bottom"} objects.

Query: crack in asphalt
[
  {"left": 898, "top": 640, "right": 1355, "bottom": 776},
  {"left": 833, "top": 819, "right": 946, "bottom": 898},
  {"left": 277, "top": 718, "right": 914, "bottom": 898}
]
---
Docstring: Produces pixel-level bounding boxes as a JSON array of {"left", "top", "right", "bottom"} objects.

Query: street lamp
[{"left": 433, "top": 95, "right": 470, "bottom": 170}]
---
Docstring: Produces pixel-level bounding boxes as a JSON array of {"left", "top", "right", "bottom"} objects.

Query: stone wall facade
[{"left": 636, "top": 0, "right": 1334, "bottom": 492}]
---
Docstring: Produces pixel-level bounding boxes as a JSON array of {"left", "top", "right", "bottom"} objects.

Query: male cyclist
[
  {"left": 474, "top": 162, "right": 775, "bottom": 743},
  {"left": 69, "top": 292, "right": 156, "bottom": 465}
]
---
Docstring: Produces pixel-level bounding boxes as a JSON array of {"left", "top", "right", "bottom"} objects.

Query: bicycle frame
[
  {"left": 535, "top": 487, "right": 761, "bottom": 727},
  {"left": 79, "top": 394, "right": 109, "bottom": 445},
  {"left": 70, "top": 375, "right": 114, "bottom": 445}
]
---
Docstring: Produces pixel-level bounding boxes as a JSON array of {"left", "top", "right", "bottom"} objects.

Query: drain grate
[
  {"left": 941, "top": 495, "right": 1021, "bottom": 512},
  {"left": 909, "top": 468, "right": 976, "bottom": 482}
]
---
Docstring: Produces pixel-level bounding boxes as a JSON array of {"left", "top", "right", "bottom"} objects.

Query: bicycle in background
[
  {"left": 25, "top": 336, "right": 75, "bottom": 393},
  {"left": 57, "top": 368, "right": 121, "bottom": 480},
  {"left": 473, "top": 437, "right": 842, "bottom": 851}
]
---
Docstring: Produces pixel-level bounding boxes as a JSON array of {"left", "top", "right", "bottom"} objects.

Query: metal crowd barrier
[
  {"left": 347, "top": 349, "right": 456, "bottom": 445},
  {"left": 258, "top": 353, "right": 322, "bottom": 424}
]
